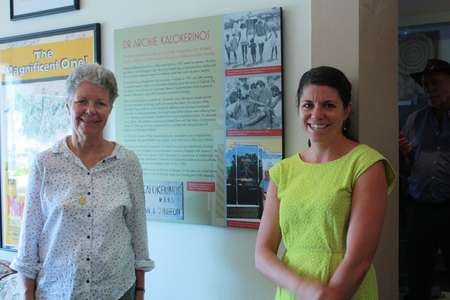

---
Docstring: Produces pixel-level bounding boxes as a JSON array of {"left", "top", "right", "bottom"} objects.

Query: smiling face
[
  {"left": 298, "top": 84, "right": 351, "bottom": 144},
  {"left": 68, "top": 81, "right": 112, "bottom": 139}
]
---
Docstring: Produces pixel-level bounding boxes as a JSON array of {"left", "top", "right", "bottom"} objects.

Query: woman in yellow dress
[{"left": 255, "top": 66, "right": 395, "bottom": 300}]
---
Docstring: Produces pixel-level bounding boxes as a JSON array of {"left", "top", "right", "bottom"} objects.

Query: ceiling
[{"left": 399, "top": 0, "right": 450, "bottom": 17}]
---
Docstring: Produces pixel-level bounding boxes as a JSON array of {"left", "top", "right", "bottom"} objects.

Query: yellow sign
[
  {"left": 0, "top": 24, "right": 100, "bottom": 249},
  {"left": 0, "top": 38, "right": 94, "bottom": 81}
]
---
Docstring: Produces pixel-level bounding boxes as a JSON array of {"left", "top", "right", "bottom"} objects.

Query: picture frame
[
  {"left": 0, "top": 23, "right": 101, "bottom": 250},
  {"left": 10, "top": 0, "right": 80, "bottom": 21}
]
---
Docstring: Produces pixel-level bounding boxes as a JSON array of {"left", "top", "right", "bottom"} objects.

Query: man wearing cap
[{"left": 400, "top": 58, "right": 450, "bottom": 300}]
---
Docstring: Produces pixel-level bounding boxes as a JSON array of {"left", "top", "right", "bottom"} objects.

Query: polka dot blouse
[{"left": 11, "top": 138, "right": 154, "bottom": 299}]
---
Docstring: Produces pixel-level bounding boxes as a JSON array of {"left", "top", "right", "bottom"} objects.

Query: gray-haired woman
[{"left": 11, "top": 64, "right": 154, "bottom": 300}]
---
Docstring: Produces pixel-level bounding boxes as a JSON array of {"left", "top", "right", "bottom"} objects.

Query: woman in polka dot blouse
[{"left": 11, "top": 64, "right": 154, "bottom": 300}]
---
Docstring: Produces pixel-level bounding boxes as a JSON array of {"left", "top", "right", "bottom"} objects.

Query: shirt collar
[{"left": 51, "top": 137, "right": 125, "bottom": 161}]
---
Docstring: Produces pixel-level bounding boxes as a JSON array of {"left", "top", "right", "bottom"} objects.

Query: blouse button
[
  {"left": 86, "top": 279, "right": 90, "bottom": 283},
  {"left": 87, "top": 172, "right": 90, "bottom": 175},
  {"left": 87, "top": 213, "right": 91, "bottom": 218},
  {"left": 86, "top": 257, "right": 90, "bottom": 261},
  {"left": 87, "top": 235, "right": 91, "bottom": 239},
  {"left": 87, "top": 192, "right": 91, "bottom": 196}
]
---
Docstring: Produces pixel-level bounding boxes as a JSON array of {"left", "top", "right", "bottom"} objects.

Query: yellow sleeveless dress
[{"left": 269, "top": 144, "right": 395, "bottom": 300}]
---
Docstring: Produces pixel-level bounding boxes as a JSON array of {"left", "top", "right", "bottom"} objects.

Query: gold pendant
[{"left": 79, "top": 195, "right": 87, "bottom": 205}]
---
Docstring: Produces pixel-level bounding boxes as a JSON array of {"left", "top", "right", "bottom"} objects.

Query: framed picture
[
  {"left": 0, "top": 23, "right": 101, "bottom": 250},
  {"left": 10, "top": 0, "right": 80, "bottom": 21}
]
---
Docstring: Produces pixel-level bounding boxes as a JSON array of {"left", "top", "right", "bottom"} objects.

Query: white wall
[{"left": 0, "top": 1, "right": 310, "bottom": 299}]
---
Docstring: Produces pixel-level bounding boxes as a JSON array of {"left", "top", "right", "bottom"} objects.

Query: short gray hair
[{"left": 65, "top": 63, "right": 118, "bottom": 105}]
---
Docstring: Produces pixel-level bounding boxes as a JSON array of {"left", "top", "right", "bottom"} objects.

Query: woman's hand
[
  {"left": 318, "top": 287, "right": 344, "bottom": 300},
  {"left": 20, "top": 291, "right": 35, "bottom": 300},
  {"left": 295, "top": 280, "right": 324, "bottom": 299},
  {"left": 295, "top": 281, "right": 343, "bottom": 300},
  {"left": 399, "top": 132, "right": 412, "bottom": 156},
  {"left": 18, "top": 274, "right": 35, "bottom": 300}
]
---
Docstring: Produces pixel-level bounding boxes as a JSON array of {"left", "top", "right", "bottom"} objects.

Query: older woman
[
  {"left": 255, "top": 66, "right": 395, "bottom": 300},
  {"left": 11, "top": 64, "right": 154, "bottom": 300}
]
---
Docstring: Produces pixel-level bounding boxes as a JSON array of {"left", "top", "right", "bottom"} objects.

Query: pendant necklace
[{"left": 79, "top": 195, "right": 87, "bottom": 205}]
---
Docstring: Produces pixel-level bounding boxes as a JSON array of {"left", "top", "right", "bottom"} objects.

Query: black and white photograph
[
  {"left": 225, "top": 74, "right": 282, "bottom": 131},
  {"left": 222, "top": 7, "right": 281, "bottom": 69}
]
